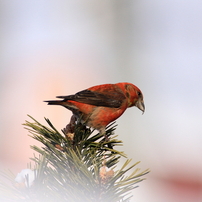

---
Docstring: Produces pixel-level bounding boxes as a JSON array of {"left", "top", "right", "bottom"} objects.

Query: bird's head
[{"left": 124, "top": 83, "right": 145, "bottom": 114}]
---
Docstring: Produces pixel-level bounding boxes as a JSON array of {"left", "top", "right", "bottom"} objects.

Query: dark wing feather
[{"left": 56, "top": 89, "right": 125, "bottom": 108}]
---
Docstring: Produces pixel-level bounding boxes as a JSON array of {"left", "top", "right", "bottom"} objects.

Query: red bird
[{"left": 45, "top": 82, "right": 145, "bottom": 137}]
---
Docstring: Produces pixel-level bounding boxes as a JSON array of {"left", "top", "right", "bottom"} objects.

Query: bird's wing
[{"left": 56, "top": 88, "right": 125, "bottom": 108}]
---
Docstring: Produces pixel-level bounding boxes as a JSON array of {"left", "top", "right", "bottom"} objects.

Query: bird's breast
[{"left": 86, "top": 106, "right": 127, "bottom": 130}]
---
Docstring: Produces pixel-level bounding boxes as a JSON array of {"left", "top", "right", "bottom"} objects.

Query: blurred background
[{"left": 1, "top": 0, "right": 202, "bottom": 201}]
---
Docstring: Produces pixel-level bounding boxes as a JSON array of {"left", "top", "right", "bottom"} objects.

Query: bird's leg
[
  {"left": 99, "top": 128, "right": 109, "bottom": 142},
  {"left": 99, "top": 128, "right": 114, "bottom": 150},
  {"left": 62, "top": 114, "right": 77, "bottom": 141},
  {"left": 55, "top": 116, "right": 76, "bottom": 151}
]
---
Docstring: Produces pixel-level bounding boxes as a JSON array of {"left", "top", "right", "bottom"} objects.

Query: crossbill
[{"left": 45, "top": 82, "right": 145, "bottom": 138}]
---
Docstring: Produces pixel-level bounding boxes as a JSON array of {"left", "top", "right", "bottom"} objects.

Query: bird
[{"left": 45, "top": 82, "right": 145, "bottom": 139}]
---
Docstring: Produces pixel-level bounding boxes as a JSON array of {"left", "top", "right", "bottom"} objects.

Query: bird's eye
[{"left": 137, "top": 91, "right": 142, "bottom": 96}]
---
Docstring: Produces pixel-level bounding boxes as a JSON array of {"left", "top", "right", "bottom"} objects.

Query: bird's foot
[{"left": 62, "top": 115, "right": 77, "bottom": 141}]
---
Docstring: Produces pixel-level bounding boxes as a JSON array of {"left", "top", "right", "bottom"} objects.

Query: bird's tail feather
[{"left": 44, "top": 100, "right": 64, "bottom": 105}]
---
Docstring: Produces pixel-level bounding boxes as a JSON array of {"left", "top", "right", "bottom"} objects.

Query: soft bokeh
[{"left": 1, "top": 1, "right": 202, "bottom": 201}]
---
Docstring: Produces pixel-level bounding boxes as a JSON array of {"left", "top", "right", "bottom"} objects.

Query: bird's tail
[{"left": 44, "top": 100, "right": 65, "bottom": 105}]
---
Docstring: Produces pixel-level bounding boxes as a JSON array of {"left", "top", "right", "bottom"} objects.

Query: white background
[{"left": 1, "top": 1, "right": 202, "bottom": 201}]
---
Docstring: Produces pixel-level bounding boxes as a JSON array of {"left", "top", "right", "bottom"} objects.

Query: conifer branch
[{"left": 0, "top": 115, "right": 149, "bottom": 202}]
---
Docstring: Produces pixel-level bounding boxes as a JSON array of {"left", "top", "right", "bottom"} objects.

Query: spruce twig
[{"left": 0, "top": 115, "right": 149, "bottom": 202}]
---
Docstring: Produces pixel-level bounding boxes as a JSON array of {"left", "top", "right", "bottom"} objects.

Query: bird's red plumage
[{"left": 45, "top": 82, "right": 145, "bottom": 133}]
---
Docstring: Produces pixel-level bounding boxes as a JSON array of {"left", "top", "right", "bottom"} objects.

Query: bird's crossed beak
[{"left": 136, "top": 99, "right": 145, "bottom": 114}]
